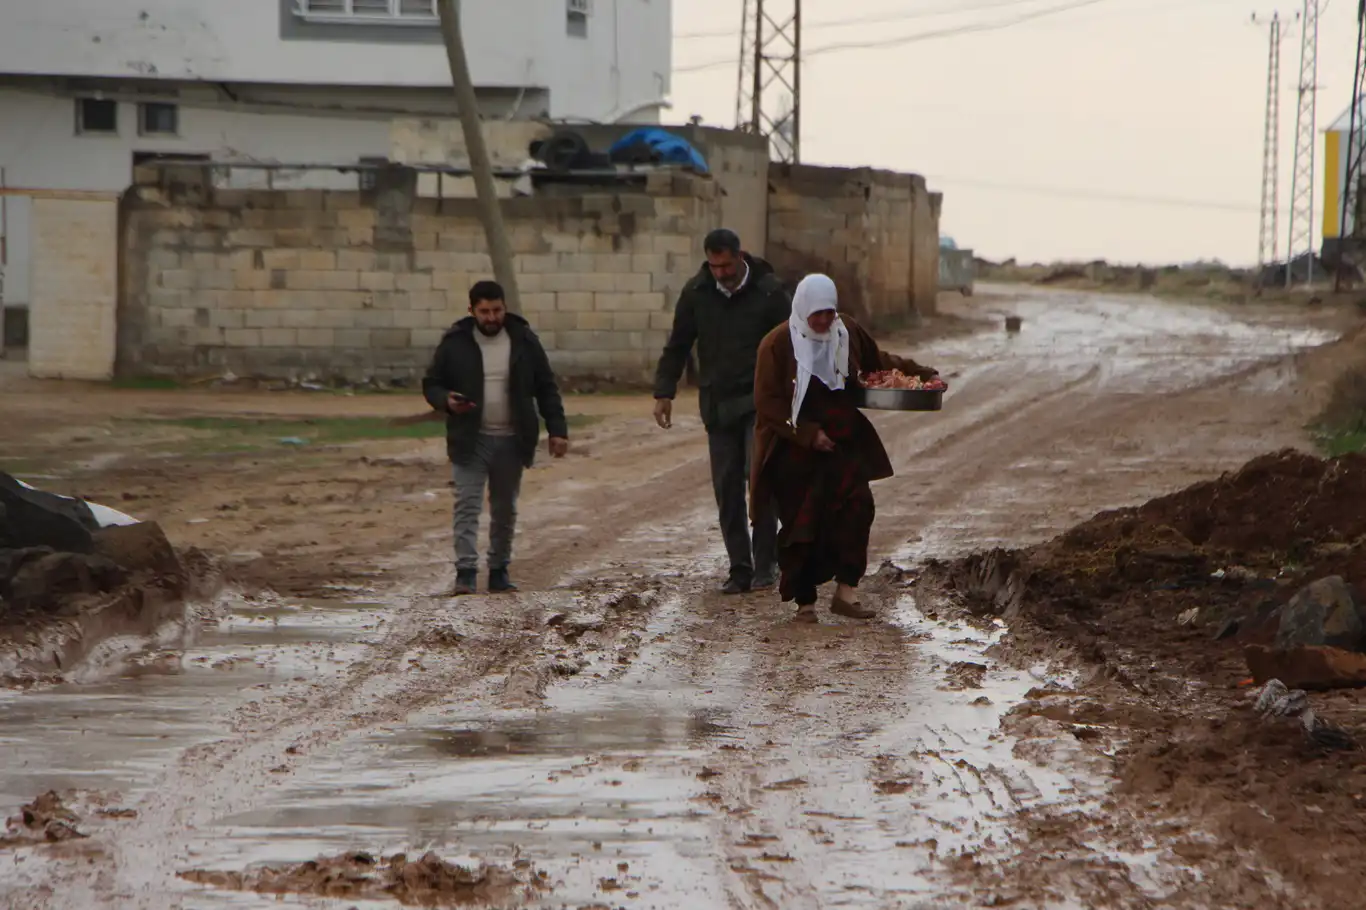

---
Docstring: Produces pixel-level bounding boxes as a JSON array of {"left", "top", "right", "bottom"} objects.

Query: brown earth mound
[
  {"left": 946, "top": 449, "right": 1366, "bottom": 683},
  {"left": 931, "top": 449, "right": 1366, "bottom": 908},
  {"left": 180, "top": 851, "right": 549, "bottom": 906},
  {"left": 0, "top": 521, "right": 218, "bottom": 685}
]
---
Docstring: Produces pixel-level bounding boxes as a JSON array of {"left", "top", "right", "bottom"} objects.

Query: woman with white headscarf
[{"left": 749, "top": 274, "right": 939, "bottom": 623}]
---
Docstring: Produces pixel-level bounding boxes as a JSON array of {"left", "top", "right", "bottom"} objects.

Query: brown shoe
[
  {"left": 831, "top": 595, "right": 875, "bottom": 620},
  {"left": 452, "top": 570, "right": 477, "bottom": 597},
  {"left": 793, "top": 604, "right": 819, "bottom": 624}
]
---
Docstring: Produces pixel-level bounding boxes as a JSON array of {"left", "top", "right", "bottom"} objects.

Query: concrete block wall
[
  {"left": 118, "top": 165, "right": 721, "bottom": 381},
  {"left": 767, "top": 164, "right": 940, "bottom": 325},
  {"left": 28, "top": 196, "right": 121, "bottom": 380}
]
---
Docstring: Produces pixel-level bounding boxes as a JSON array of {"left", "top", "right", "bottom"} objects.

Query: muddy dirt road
[{"left": 0, "top": 288, "right": 1357, "bottom": 908}]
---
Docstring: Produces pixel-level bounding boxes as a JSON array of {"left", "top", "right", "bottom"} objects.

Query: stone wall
[
  {"left": 766, "top": 164, "right": 940, "bottom": 325},
  {"left": 117, "top": 164, "right": 720, "bottom": 381},
  {"left": 28, "top": 196, "right": 120, "bottom": 380}
]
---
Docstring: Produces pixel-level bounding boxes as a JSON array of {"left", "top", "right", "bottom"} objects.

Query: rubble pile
[
  {"left": 945, "top": 450, "right": 1366, "bottom": 689},
  {"left": 179, "top": 850, "right": 549, "bottom": 905},
  {"left": 0, "top": 472, "right": 189, "bottom": 645}
]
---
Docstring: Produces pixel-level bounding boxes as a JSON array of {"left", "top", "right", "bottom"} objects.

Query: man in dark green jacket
[
  {"left": 653, "top": 229, "right": 791, "bottom": 594},
  {"left": 423, "top": 281, "right": 569, "bottom": 596}
]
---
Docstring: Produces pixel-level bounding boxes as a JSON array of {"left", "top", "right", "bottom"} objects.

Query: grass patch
[
  {"left": 129, "top": 413, "right": 602, "bottom": 451},
  {"left": 1313, "top": 367, "right": 1366, "bottom": 456},
  {"left": 110, "top": 376, "right": 184, "bottom": 390},
  {"left": 156, "top": 415, "right": 448, "bottom": 442},
  {"left": 1319, "top": 430, "right": 1366, "bottom": 456}
]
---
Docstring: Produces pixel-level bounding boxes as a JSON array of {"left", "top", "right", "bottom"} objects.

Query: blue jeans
[{"left": 451, "top": 434, "right": 523, "bottom": 572}]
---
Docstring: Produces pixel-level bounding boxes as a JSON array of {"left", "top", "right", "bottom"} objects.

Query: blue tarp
[{"left": 609, "top": 128, "right": 709, "bottom": 173}]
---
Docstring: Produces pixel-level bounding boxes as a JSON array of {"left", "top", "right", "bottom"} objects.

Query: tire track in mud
[
  {"left": 620, "top": 330, "right": 1343, "bottom": 908},
  {"left": 20, "top": 427, "right": 730, "bottom": 909},
  {"left": 12, "top": 295, "right": 1346, "bottom": 909}
]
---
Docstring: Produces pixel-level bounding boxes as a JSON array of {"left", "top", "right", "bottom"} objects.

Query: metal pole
[
  {"left": 1256, "top": 13, "right": 1283, "bottom": 274},
  {"left": 1337, "top": 0, "right": 1366, "bottom": 292},
  {"left": 750, "top": 0, "right": 764, "bottom": 133},
  {"left": 736, "top": 0, "right": 751, "bottom": 130},
  {"left": 1286, "top": 0, "right": 1320, "bottom": 287},
  {"left": 0, "top": 166, "right": 6, "bottom": 360},
  {"left": 792, "top": 0, "right": 802, "bottom": 163},
  {"left": 436, "top": 0, "right": 521, "bottom": 311}
]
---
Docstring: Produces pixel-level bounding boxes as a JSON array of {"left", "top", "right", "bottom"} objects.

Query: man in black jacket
[
  {"left": 653, "top": 229, "right": 791, "bottom": 594},
  {"left": 423, "top": 280, "right": 570, "bottom": 596}
]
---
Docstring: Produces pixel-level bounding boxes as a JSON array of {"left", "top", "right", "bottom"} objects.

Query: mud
[
  {"left": 0, "top": 521, "right": 219, "bottom": 685},
  {"left": 180, "top": 850, "right": 547, "bottom": 906},
  {"left": 937, "top": 445, "right": 1366, "bottom": 909},
  {"left": 2, "top": 792, "right": 86, "bottom": 846},
  {"left": 2, "top": 289, "right": 1365, "bottom": 909}
]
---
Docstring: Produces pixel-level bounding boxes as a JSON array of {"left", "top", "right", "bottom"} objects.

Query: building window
[
  {"left": 567, "top": 0, "right": 589, "bottom": 37},
  {"left": 75, "top": 98, "right": 118, "bottom": 135},
  {"left": 139, "top": 102, "right": 179, "bottom": 137},
  {"left": 357, "top": 156, "right": 388, "bottom": 191},
  {"left": 292, "top": 0, "right": 438, "bottom": 24}
]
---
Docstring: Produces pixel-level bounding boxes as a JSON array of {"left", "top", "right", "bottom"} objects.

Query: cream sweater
[{"left": 475, "top": 328, "right": 515, "bottom": 436}]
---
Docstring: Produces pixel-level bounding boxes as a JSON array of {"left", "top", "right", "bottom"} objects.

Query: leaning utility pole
[
  {"left": 1338, "top": 0, "right": 1366, "bottom": 292},
  {"left": 1255, "top": 12, "right": 1285, "bottom": 273},
  {"left": 1286, "top": 0, "right": 1320, "bottom": 286},
  {"left": 436, "top": 0, "right": 520, "bottom": 311},
  {"left": 735, "top": 0, "right": 755, "bottom": 131},
  {"left": 736, "top": 0, "right": 802, "bottom": 163}
]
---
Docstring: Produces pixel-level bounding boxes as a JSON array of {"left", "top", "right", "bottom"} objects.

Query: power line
[
  {"left": 927, "top": 174, "right": 1261, "bottom": 213},
  {"left": 677, "top": 0, "right": 1033, "bottom": 41},
  {"left": 675, "top": 0, "right": 1258, "bottom": 74},
  {"left": 676, "top": 0, "right": 1113, "bottom": 74}
]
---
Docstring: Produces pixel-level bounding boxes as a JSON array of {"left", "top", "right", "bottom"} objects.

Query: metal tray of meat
[{"left": 850, "top": 386, "right": 944, "bottom": 412}]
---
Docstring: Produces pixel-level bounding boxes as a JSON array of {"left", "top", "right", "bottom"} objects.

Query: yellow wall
[{"left": 1324, "top": 130, "right": 1342, "bottom": 240}]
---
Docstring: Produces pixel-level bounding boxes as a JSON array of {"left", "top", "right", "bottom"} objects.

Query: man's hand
[
  {"left": 548, "top": 436, "right": 569, "bottom": 459},
  {"left": 813, "top": 429, "right": 836, "bottom": 453},
  {"left": 446, "top": 391, "right": 477, "bottom": 415},
  {"left": 653, "top": 398, "right": 673, "bottom": 430}
]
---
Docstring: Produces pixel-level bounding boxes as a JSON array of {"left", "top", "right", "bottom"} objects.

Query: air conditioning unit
[{"left": 567, "top": 0, "right": 590, "bottom": 15}]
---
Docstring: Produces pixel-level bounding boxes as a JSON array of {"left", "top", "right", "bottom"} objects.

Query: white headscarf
[{"left": 789, "top": 273, "right": 850, "bottom": 428}]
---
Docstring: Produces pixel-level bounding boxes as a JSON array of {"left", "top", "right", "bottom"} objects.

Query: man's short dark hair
[
  {"left": 469, "top": 280, "right": 505, "bottom": 307},
  {"left": 703, "top": 229, "right": 741, "bottom": 257}
]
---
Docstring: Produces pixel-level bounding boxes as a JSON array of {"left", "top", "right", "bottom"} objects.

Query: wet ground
[{"left": 1, "top": 287, "right": 1359, "bottom": 908}]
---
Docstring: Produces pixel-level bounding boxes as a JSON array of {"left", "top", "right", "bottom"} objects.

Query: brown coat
[{"left": 749, "top": 316, "right": 933, "bottom": 521}]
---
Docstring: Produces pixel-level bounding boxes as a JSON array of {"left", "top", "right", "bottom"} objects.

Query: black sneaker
[
  {"left": 452, "top": 570, "right": 477, "bottom": 597},
  {"left": 720, "top": 575, "right": 751, "bottom": 595},
  {"left": 488, "top": 568, "right": 518, "bottom": 594}
]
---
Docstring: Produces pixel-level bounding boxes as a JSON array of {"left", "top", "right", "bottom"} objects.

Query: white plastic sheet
[{"left": 15, "top": 479, "right": 140, "bottom": 528}]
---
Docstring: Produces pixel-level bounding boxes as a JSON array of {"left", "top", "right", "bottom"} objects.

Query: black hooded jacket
[
  {"left": 652, "top": 253, "right": 792, "bottom": 431},
  {"left": 422, "top": 314, "right": 568, "bottom": 468}
]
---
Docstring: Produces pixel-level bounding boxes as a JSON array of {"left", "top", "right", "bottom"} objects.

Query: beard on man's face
[{"left": 476, "top": 319, "right": 504, "bottom": 337}]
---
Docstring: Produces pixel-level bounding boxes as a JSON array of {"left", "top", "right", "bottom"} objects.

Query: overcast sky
[{"left": 669, "top": 0, "right": 1360, "bottom": 266}]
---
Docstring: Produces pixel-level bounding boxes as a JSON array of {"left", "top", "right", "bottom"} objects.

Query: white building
[{"left": 0, "top": 0, "right": 673, "bottom": 352}]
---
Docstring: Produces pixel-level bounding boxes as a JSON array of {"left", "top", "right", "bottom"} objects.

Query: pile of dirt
[
  {"left": 0, "top": 473, "right": 221, "bottom": 683},
  {"left": 179, "top": 851, "right": 549, "bottom": 906},
  {"left": 0, "top": 791, "right": 87, "bottom": 846},
  {"left": 931, "top": 449, "right": 1366, "bottom": 907},
  {"left": 942, "top": 449, "right": 1366, "bottom": 684},
  {"left": 0, "top": 521, "right": 190, "bottom": 631}
]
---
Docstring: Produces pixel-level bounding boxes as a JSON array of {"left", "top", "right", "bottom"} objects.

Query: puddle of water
[
  {"left": 174, "top": 693, "right": 732, "bottom": 908},
  {"left": 0, "top": 598, "right": 384, "bottom": 813},
  {"left": 715, "top": 596, "right": 1110, "bottom": 905}
]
